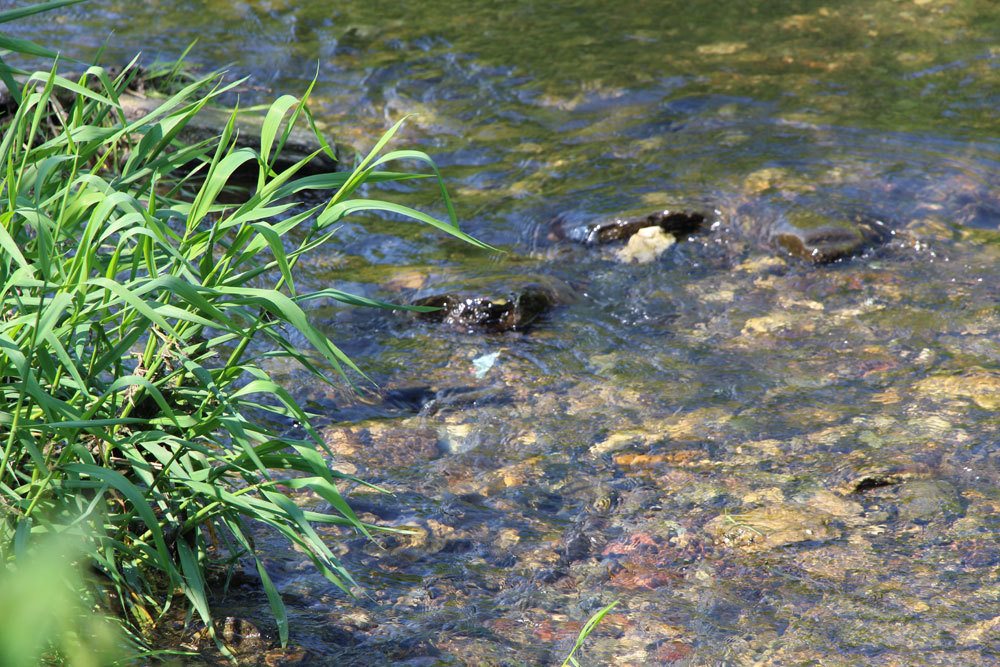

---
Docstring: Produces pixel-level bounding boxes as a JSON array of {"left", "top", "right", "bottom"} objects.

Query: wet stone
[
  {"left": 914, "top": 368, "right": 1000, "bottom": 410},
  {"left": 707, "top": 505, "right": 839, "bottom": 552},
  {"left": 552, "top": 209, "right": 708, "bottom": 245},
  {"left": 615, "top": 226, "right": 676, "bottom": 264},
  {"left": 188, "top": 617, "right": 270, "bottom": 657},
  {"left": 264, "top": 649, "right": 309, "bottom": 666},
  {"left": 829, "top": 461, "right": 928, "bottom": 496},
  {"left": 796, "top": 544, "right": 878, "bottom": 582},
  {"left": 438, "top": 422, "right": 475, "bottom": 455},
  {"left": 412, "top": 285, "right": 556, "bottom": 332},
  {"left": 894, "top": 479, "right": 963, "bottom": 524},
  {"left": 449, "top": 456, "right": 545, "bottom": 496},
  {"left": 769, "top": 210, "right": 890, "bottom": 263},
  {"left": 221, "top": 617, "right": 266, "bottom": 653},
  {"left": 338, "top": 608, "right": 377, "bottom": 633},
  {"left": 958, "top": 615, "right": 1000, "bottom": 647},
  {"left": 797, "top": 489, "right": 865, "bottom": 521},
  {"left": 322, "top": 421, "right": 441, "bottom": 470}
]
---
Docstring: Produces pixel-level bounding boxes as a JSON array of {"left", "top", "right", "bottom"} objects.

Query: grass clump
[{"left": 0, "top": 1, "right": 489, "bottom": 657}]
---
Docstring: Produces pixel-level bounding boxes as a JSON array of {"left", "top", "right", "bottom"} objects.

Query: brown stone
[
  {"left": 707, "top": 505, "right": 839, "bottom": 552},
  {"left": 322, "top": 422, "right": 441, "bottom": 470},
  {"left": 915, "top": 369, "right": 1000, "bottom": 410}
]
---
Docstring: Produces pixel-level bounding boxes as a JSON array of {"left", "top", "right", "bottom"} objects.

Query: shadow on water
[{"left": 11, "top": 0, "right": 1000, "bottom": 664}]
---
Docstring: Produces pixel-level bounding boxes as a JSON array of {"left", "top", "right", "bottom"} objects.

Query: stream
[{"left": 11, "top": 1, "right": 1000, "bottom": 664}]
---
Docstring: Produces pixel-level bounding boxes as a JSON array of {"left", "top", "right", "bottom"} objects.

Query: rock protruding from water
[
  {"left": 553, "top": 209, "right": 708, "bottom": 245},
  {"left": 768, "top": 211, "right": 891, "bottom": 263},
  {"left": 413, "top": 285, "right": 556, "bottom": 332}
]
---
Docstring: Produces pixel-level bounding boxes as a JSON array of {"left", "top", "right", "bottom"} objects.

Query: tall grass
[{"left": 0, "top": 4, "right": 489, "bottom": 655}]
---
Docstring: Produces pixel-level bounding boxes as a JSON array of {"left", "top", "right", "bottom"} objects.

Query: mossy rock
[{"left": 770, "top": 210, "right": 890, "bottom": 263}]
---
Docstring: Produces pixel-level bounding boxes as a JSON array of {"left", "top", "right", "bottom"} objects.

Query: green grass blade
[
  {"left": 0, "top": 0, "right": 86, "bottom": 24},
  {"left": 560, "top": 600, "right": 619, "bottom": 667}
]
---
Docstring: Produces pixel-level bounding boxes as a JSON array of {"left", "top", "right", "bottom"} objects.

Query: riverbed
[{"left": 12, "top": 1, "right": 1000, "bottom": 664}]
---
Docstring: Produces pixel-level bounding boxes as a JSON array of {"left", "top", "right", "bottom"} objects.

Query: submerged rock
[
  {"left": 560, "top": 512, "right": 609, "bottom": 565},
  {"left": 914, "top": 368, "right": 1000, "bottom": 410},
  {"left": 958, "top": 615, "right": 1000, "bottom": 647},
  {"left": 323, "top": 421, "right": 441, "bottom": 470},
  {"left": 829, "top": 463, "right": 927, "bottom": 496},
  {"left": 413, "top": 285, "right": 556, "bottom": 332},
  {"left": 796, "top": 544, "right": 878, "bottom": 582},
  {"left": 552, "top": 209, "right": 708, "bottom": 245},
  {"left": 798, "top": 489, "right": 864, "bottom": 521},
  {"left": 894, "top": 479, "right": 963, "bottom": 524},
  {"left": 707, "top": 505, "right": 839, "bottom": 552},
  {"left": 768, "top": 210, "right": 891, "bottom": 263}
]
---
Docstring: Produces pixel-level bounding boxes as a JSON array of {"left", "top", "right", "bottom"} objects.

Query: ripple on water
[{"left": 9, "top": 1, "right": 1000, "bottom": 664}]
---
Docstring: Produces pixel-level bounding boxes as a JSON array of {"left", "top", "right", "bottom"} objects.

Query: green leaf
[
  {"left": 62, "top": 464, "right": 179, "bottom": 587},
  {"left": 259, "top": 94, "right": 300, "bottom": 171},
  {"left": 0, "top": 0, "right": 86, "bottom": 25},
  {"left": 560, "top": 600, "right": 619, "bottom": 667},
  {"left": 177, "top": 541, "right": 212, "bottom": 628},
  {"left": 318, "top": 198, "right": 496, "bottom": 251}
]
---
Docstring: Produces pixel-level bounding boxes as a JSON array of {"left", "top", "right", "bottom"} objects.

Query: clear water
[{"left": 11, "top": 1, "right": 1000, "bottom": 664}]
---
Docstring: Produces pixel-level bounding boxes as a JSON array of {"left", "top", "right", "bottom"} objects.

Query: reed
[{"left": 0, "top": 1, "right": 489, "bottom": 657}]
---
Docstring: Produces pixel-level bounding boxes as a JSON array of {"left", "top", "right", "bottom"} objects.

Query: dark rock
[
  {"left": 344, "top": 495, "right": 402, "bottom": 521},
  {"left": 552, "top": 201, "right": 894, "bottom": 265},
  {"left": 850, "top": 473, "right": 903, "bottom": 494},
  {"left": 552, "top": 209, "right": 708, "bottom": 245},
  {"left": 538, "top": 567, "right": 568, "bottom": 584},
  {"left": 769, "top": 210, "right": 891, "bottom": 263},
  {"left": 441, "top": 538, "right": 476, "bottom": 553},
  {"left": 560, "top": 513, "right": 609, "bottom": 565},
  {"left": 413, "top": 285, "right": 556, "bottom": 332},
  {"left": 379, "top": 386, "right": 437, "bottom": 412},
  {"left": 490, "top": 553, "right": 518, "bottom": 568}
]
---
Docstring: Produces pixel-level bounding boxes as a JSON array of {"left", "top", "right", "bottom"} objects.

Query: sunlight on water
[{"left": 9, "top": 1, "right": 1000, "bottom": 663}]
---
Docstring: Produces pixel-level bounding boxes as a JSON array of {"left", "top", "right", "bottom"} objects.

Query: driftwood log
[{"left": 0, "top": 75, "right": 344, "bottom": 175}]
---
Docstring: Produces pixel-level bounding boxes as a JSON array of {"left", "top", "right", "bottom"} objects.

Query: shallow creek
[{"left": 13, "top": 1, "right": 1000, "bottom": 664}]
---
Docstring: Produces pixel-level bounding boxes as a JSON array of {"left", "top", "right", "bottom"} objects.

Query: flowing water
[{"left": 11, "top": 1, "right": 1000, "bottom": 664}]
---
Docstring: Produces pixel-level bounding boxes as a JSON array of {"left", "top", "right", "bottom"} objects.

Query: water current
[{"left": 10, "top": 1, "right": 1000, "bottom": 664}]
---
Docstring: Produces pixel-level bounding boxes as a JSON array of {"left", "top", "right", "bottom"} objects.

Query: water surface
[{"left": 11, "top": 1, "right": 1000, "bottom": 664}]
